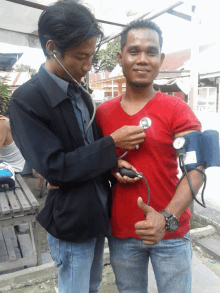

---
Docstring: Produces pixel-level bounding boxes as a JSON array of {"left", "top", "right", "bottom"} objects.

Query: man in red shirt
[{"left": 96, "top": 19, "right": 204, "bottom": 293}]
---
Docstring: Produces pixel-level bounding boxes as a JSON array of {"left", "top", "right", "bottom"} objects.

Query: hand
[
  {"left": 110, "top": 125, "right": 145, "bottom": 150},
  {"left": 134, "top": 197, "right": 166, "bottom": 245},
  {"left": 113, "top": 159, "right": 141, "bottom": 184},
  {"left": 46, "top": 182, "right": 59, "bottom": 190}
]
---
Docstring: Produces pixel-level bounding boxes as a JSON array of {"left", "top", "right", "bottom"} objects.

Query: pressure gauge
[
  {"left": 140, "top": 117, "right": 152, "bottom": 129},
  {"left": 173, "top": 137, "right": 186, "bottom": 150}
]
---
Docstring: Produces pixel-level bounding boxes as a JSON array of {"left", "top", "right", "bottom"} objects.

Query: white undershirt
[{"left": 0, "top": 141, "right": 25, "bottom": 173}]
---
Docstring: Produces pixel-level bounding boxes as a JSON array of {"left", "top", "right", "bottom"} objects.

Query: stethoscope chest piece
[{"left": 140, "top": 117, "right": 152, "bottom": 129}]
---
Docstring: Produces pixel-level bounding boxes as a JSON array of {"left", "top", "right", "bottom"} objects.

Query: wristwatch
[{"left": 160, "top": 210, "right": 179, "bottom": 232}]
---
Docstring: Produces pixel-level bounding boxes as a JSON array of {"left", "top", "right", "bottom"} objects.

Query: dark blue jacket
[{"left": 9, "top": 66, "right": 118, "bottom": 242}]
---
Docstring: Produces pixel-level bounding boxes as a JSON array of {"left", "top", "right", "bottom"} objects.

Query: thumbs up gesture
[{"left": 134, "top": 197, "right": 166, "bottom": 245}]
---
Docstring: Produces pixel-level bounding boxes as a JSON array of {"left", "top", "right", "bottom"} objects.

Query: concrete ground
[{"left": 3, "top": 240, "right": 220, "bottom": 293}]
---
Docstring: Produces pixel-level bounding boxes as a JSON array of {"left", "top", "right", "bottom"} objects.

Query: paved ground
[{"left": 5, "top": 245, "right": 220, "bottom": 293}]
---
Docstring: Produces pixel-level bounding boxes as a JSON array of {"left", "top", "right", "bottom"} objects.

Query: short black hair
[
  {"left": 120, "top": 19, "right": 163, "bottom": 52},
  {"left": 38, "top": 0, "right": 103, "bottom": 58}
]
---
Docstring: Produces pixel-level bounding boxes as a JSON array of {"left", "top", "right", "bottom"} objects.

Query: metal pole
[
  {"left": 218, "top": 78, "right": 220, "bottom": 114},
  {"left": 112, "top": 80, "right": 114, "bottom": 97},
  {"left": 188, "top": 4, "right": 200, "bottom": 112}
]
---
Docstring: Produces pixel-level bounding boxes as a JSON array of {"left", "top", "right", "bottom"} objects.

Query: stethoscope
[
  {"left": 118, "top": 117, "right": 152, "bottom": 206},
  {"left": 118, "top": 117, "right": 152, "bottom": 159}
]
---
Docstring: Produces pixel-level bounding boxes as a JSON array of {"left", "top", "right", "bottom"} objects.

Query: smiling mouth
[{"left": 134, "top": 69, "right": 150, "bottom": 73}]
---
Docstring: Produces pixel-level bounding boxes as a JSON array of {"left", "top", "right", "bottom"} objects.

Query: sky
[{"left": 0, "top": 0, "right": 219, "bottom": 71}]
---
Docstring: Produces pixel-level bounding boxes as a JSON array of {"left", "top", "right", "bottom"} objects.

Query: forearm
[{"left": 165, "top": 165, "right": 204, "bottom": 218}]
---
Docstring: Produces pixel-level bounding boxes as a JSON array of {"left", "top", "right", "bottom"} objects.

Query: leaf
[{"left": 94, "top": 37, "right": 120, "bottom": 72}]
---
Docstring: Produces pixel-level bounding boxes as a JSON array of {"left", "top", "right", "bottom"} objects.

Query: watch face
[
  {"left": 169, "top": 218, "right": 179, "bottom": 232},
  {"left": 173, "top": 137, "right": 185, "bottom": 150}
]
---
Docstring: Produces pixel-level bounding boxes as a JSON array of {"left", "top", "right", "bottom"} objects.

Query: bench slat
[
  {"left": 0, "top": 191, "right": 11, "bottom": 214},
  {"left": 14, "top": 179, "right": 19, "bottom": 189},
  {"left": 14, "top": 188, "right": 31, "bottom": 211},
  {"left": 2, "top": 227, "right": 16, "bottom": 261},
  {"left": 6, "top": 190, "right": 21, "bottom": 213},
  {"left": 16, "top": 175, "right": 39, "bottom": 208},
  {"left": 0, "top": 228, "right": 8, "bottom": 258},
  {"left": 2, "top": 226, "right": 18, "bottom": 247}
]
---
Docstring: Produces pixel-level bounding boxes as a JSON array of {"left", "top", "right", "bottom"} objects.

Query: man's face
[
  {"left": 53, "top": 37, "right": 97, "bottom": 82},
  {"left": 117, "top": 28, "right": 164, "bottom": 88}
]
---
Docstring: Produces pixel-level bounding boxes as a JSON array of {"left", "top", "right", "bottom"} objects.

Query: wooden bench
[{"left": 0, "top": 174, "right": 41, "bottom": 273}]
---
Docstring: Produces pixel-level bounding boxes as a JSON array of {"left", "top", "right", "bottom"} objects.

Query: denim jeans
[
  {"left": 47, "top": 233, "right": 105, "bottom": 293},
  {"left": 108, "top": 232, "right": 192, "bottom": 293}
]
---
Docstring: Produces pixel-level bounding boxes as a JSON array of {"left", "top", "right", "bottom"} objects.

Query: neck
[
  {"left": 123, "top": 83, "right": 156, "bottom": 103},
  {"left": 44, "top": 59, "right": 53, "bottom": 73},
  {"left": 44, "top": 59, "right": 71, "bottom": 82},
  {"left": 120, "top": 83, "right": 157, "bottom": 116}
]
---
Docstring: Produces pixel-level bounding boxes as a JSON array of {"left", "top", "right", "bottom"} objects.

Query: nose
[
  {"left": 82, "top": 57, "right": 92, "bottom": 72},
  {"left": 137, "top": 52, "right": 149, "bottom": 64}
]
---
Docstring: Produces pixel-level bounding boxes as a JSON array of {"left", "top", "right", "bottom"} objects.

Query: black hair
[
  {"left": 120, "top": 19, "right": 163, "bottom": 52},
  {"left": 38, "top": 0, "right": 103, "bottom": 58}
]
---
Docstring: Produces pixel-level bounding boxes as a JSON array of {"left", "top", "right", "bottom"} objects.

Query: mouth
[{"left": 134, "top": 69, "right": 150, "bottom": 73}]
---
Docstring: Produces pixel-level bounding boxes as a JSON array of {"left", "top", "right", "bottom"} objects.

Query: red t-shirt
[{"left": 96, "top": 92, "right": 201, "bottom": 240}]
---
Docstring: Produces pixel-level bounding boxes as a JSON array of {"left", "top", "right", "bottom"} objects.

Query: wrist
[
  {"left": 110, "top": 133, "right": 118, "bottom": 146},
  {"left": 159, "top": 210, "right": 179, "bottom": 233}
]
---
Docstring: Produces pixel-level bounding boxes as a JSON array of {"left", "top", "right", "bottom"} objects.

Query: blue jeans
[
  {"left": 47, "top": 233, "right": 105, "bottom": 293},
  {"left": 108, "top": 233, "right": 192, "bottom": 293}
]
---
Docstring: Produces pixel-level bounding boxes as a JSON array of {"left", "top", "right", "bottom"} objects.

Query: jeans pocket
[
  {"left": 47, "top": 233, "right": 62, "bottom": 267},
  {"left": 181, "top": 232, "right": 191, "bottom": 242}
]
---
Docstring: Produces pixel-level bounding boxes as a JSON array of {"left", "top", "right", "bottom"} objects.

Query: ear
[
  {"left": 159, "top": 53, "right": 165, "bottom": 68},
  {"left": 46, "top": 40, "right": 57, "bottom": 58},
  {"left": 117, "top": 52, "right": 123, "bottom": 67}
]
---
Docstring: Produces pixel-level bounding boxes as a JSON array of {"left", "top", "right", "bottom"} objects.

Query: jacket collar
[
  {"left": 37, "top": 65, "right": 69, "bottom": 107},
  {"left": 37, "top": 65, "right": 93, "bottom": 110},
  {"left": 37, "top": 64, "right": 99, "bottom": 140}
]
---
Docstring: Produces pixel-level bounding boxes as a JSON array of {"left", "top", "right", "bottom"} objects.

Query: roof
[
  {"left": 0, "top": 71, "right": 31, "bottom": 87},
  {"left": 0, "top": 53, "right": 23, "bottom": 71},
  {"left": 161, "top": 44, "right": 214, "bottom": 70},
  {"left": 0, "top": 0, "right": 186, "bottom": 48}
]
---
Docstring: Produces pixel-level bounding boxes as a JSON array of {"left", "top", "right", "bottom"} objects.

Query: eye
[
  {"left": 148, "top": 50, "right": 158, "bottom": 56},
  {"left": 76, "top": 56, "right": 86, "bottom": 60},
  {"left": 129, "top": 50, "right": 138, "bottom": 55}
]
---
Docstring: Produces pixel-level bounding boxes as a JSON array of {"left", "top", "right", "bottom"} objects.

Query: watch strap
[
  {"left": 160, "top": 209, "right": 173, "bottom": 219},
  {"left": 159, "top": 209, "right": 179, "bottom": 232}
]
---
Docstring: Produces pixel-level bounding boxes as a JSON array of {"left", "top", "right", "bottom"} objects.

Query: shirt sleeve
[{"left": 172, "top": 99, "right": 201, "bottom": 135}]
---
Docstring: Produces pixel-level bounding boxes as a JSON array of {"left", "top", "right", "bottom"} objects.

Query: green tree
[
  {"left": 94, "top": 37, "right": 120, "bottom": 72},
  {"left": 0, "top": 76, "right": 11, "bottom": 116},
  {"left": 13, "top": 64, "right": 37, "bottom": 77}
]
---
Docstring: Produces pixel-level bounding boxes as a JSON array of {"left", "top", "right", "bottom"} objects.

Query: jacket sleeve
[{"left": 9, "top": 96, "right": 118, "bottom": 186}]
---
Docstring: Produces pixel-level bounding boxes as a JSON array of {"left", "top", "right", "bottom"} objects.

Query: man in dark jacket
[{"left": 9, "top": 2, "right": 145, "bottom": 292}]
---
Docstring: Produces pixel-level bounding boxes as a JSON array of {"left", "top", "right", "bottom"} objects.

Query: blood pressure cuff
[
  {"left": 202, "top": 130, "right": 220, "bottom": 168},
  {"left": 180, "top": 130, "right": 220, "bottom": 172},
  {"left": 0, "top": 162, "right": 15, "bottom": 191}
]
